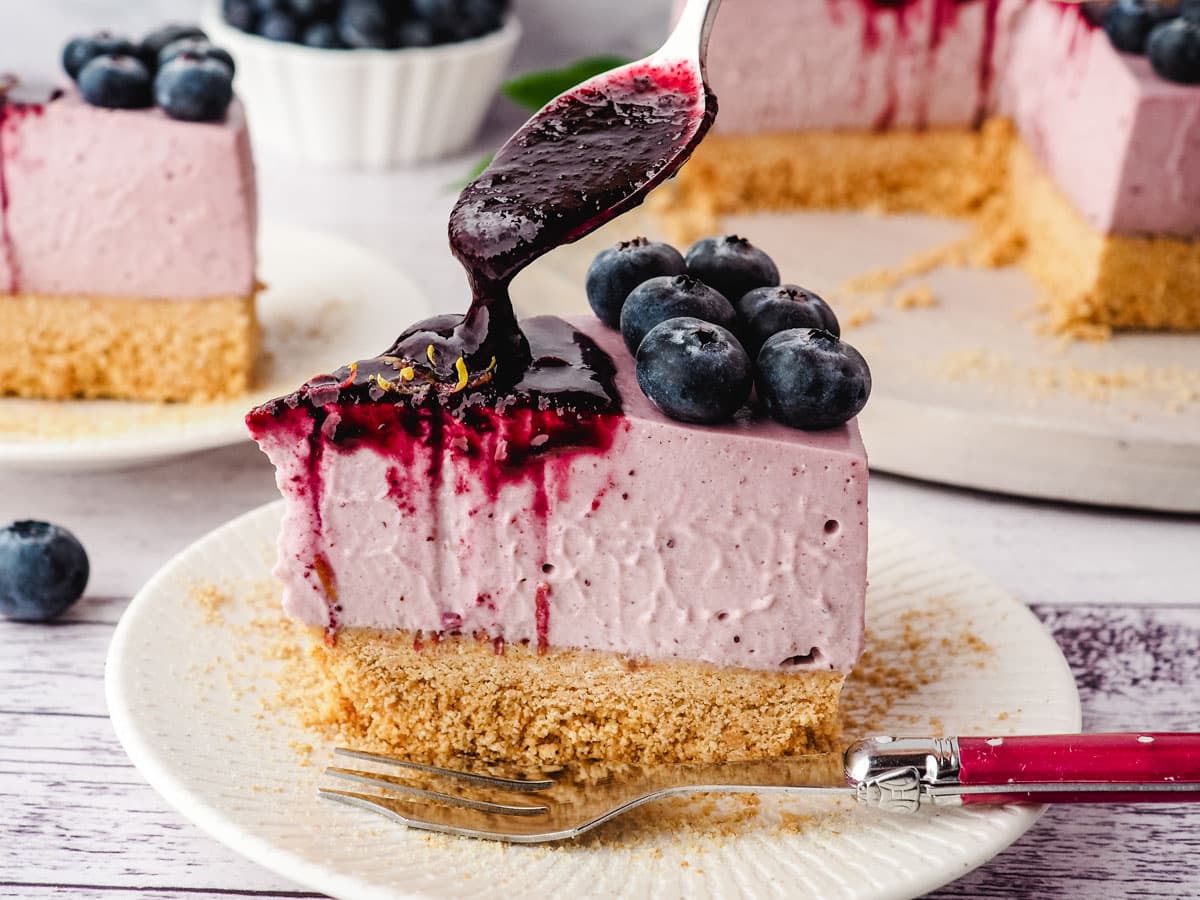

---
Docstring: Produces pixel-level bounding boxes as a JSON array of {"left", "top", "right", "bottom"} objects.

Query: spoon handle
[{"left": 659, "top": 0, "right": 724, "bottom": 71}]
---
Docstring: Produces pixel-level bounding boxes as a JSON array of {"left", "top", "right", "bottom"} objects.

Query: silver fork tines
[{"left": 318, "top": 746, "right": 851, "bottom": 843}]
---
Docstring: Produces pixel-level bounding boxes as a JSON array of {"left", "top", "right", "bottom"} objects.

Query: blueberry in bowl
[{"left": 202, "top": 0, "right": 521, "bottom": 165}]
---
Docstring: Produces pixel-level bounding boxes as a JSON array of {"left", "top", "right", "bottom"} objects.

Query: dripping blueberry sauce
[
  {"left": 832, "top": 0, "right": 1003, "bottom": 131},
  {"left": 248, "top": 59, "right": 716, "bottom": 640}
]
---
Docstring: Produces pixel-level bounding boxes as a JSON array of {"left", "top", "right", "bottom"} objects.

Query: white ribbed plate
[
  {"left": 0, "top": 225, "right": 432, "bottom": 472},
  {"left": 107, "top": 502, "right": 1081, "bottom": 900}
]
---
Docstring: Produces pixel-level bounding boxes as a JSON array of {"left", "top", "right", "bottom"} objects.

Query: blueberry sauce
[
  {"left": 0, "top": 78, "right": 63, "bottom": 293},
  {"left": 831, "top": 0, "right": 1003, "bottom": 130}
]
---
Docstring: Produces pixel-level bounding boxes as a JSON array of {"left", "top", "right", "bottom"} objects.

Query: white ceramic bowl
[{"left": 202, "top": 4, "right": 521, "bottom": 168}]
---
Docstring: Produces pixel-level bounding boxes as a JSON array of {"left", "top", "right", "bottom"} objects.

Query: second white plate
[
  {"left": 107, "top": 503, "right": 1081, "bottom": 900},
  {"left": 0, "top": 224, "right": 433, "bottom": 472}
]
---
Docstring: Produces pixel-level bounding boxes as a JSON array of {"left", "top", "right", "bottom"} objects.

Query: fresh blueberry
[
  {"left": 585, "top": 237, "right": 687, "bottom": 329},
  {"left": 685, "top": 235, "right": 780, "bottom": 304},
  {"left": 259, "top": 10, "right": 302, "bottom": 42},
  {"left": 0, "top": 521, "right": 89, "bottom": 622},
  {"left": 636, "top": 318, "right": 753, "bottom": 424},
  {"left": 303, "top": 21, "right": 346, "bottom": 48},
  {"left": 77, "top": 55, "right": 153, "bottom": 109},
  {"left": 337, "top": 1, "right": 394, "bottom": 48},
  {"left": 155, "top": 55, "right": 235, "bottom": 122},
  {"left": 1104, "top": 0, "right": 1175, "bottom": 53},
  {"left": 159, "top": 38, "right": 236, "bottom": 75},
  {"left": 253, "top": 0, "right": 292, "bottom": 13},
  {"left": 289, "top": 0, "right": 339, "bottom": 20},
  {"left": 620, "top": 275, "right": 736, "bottom": 354},
  {"left": 1148, "top": 16, "right": 1200, "bottom": 83},
  {"left": 395, "top": 19, "right": 437, "bottom": 47},
  {"left": 414, "top": 0, "right": 507, "bottom": 40},
  {"left": 223, "top": 0, "right": 259, "bottom": 32},
  {"left": 737, "top": 284, "right": 840, "bottom": 355},
  {"left": 757, "top": 329, "right": 872, "bottom": 430},
  {"left": 62, "top": 32, "right": 138, "bottom": 81},
  {"left": 140, "top": 23, "right": 207, "bottom": 69}
]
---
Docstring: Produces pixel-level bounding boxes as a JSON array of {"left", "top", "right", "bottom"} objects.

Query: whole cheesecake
[
  {"left": 0, "top": 27, "right": 257, "bottom": 402},
  {"left": 248, "top": 314, "right": 867, "bottom": 765},
  {"left": 656, "top": 0, "right": 1200, "bottom": 335}
]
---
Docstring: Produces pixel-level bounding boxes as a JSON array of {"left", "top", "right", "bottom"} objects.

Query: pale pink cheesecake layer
[
  {"left": 0, "top": 89, "right": 257, "bottom": 297},
  {"left": 696, "top": 0, "right": 1200, "bottom": 236},
  {"left": 252, "top": 316, "right": 869, "bottom": 674},
  {"left": 1001, "top": 1, "right": 1200, "bottom": 237}
]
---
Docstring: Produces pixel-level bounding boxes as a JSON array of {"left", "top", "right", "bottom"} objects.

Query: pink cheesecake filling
[
  {"left": 696, "top": 0, "right": 1200, "bottom": 236},
  {"left": 0, "top": 88, "right": 256, "bottom": 297},
  {"left": 249, "top": 316, "right": 868, "bottom": 675}
]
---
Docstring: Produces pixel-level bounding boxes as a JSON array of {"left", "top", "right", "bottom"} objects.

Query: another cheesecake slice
[
  {"left": 248, "top": 315, "right": 867, "bottom": 766},
  {"left": 0, "top": 80, "right": 257, "bottom": 402}
]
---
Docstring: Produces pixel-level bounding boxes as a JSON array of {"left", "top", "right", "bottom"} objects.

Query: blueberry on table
[
  {"left": 303, "top": 21, "right": 346, "bottom": 49},
  {"left": 259, "top": 10, "right": 303, "bottom": 43},
  {"left": 756, "top": 329, "right": 872, "bottom": 430},
  {"left": 395, "top": 19, "right": 437, "bottom": 47},
  {"left": 337, "top": 2, "right": 394, "bottom": 49},
  {"left": 62, "top": 32, "right": 138, "bottom": 81},
  {"left": 140, "top": 23, "right": 208, "bottom": 66},
  {"left": 223, "top": 0, "right": 259, "bottom": 33},
  {"left": 737, "top": 284, "right": 840, "bottom": 355},
  {"left": 620, "top": 274, "right": 736, "bottom": 354},
  {"left": 1104, "top": 0, "right": 1174, "bottom": 54},
  {"left": 159, "top": 38, "right": 236, "bottom": 76},
  {"left": 685, "top": 235, "right": 780, "bottom": 304},
  {"left": 1148, "top": 17, "right": 1200, "bottom": 83},
  {"left": 155, "top": 55, "right": 235, "bottom": 122},
  {"left": 77, "top": 55, "right": 153, "bottom": 109},
  {"left": 0, "top": 521, "right": 89, "bottom": 622},
  {"left": 636, "top": 317, "right": 753, "bottom": 425},
  {"left": 586, "top": 237, "right": 687, "bottom": 329}
]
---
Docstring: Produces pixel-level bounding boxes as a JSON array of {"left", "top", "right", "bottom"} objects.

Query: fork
[{"left": 320, "top": 733, "right": 1200, "bottom": 843}]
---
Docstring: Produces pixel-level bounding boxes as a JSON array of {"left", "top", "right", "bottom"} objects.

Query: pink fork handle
[{"left": 958, "top": 733, "right": 1200, "bottom": 805}]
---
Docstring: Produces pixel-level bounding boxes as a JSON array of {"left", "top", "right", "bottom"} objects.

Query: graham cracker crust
[
  {"left": 301, "top": 627, "right": 844, "bottom": 767},
  {"left": 652, "top": 119, "right": 1200, "bottom": 335},
  {"left": 0, "top": 291, "right": 259, "bottom": 401}
]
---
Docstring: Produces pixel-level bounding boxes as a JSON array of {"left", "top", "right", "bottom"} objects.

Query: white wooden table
[{"left": 4, "top": 3, "right": 1200, "bottom": 896}]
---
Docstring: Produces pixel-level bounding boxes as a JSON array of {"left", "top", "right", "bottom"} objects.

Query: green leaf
[
  {"left": 501, "top": 55, "right": 633, "bottom": 111},
  {"left": 448, "top": 152, "right": 494, "bottom": 192}
]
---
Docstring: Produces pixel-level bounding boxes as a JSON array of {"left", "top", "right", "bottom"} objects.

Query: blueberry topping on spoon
[
  {"left": 586, "top": 237, "right": 687, "bottom": 329},
  {"left": 636, "top": 317, "right": 753, "bottom": 424},
  {"left": 685, "top": 235, "right": 780, "bottom": 304},
  {"left": 0, "top": 521, "right": 90, "bottom": 622},
  {"left": 756, "top": 329, "right": 872, "bottom": 430},
  {"left": 620, "top": 274, "right": 735, "bottom": 354}
]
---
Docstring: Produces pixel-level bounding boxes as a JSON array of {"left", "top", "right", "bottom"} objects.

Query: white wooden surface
[{"left": 2, "top": 2, "right": 1200, "bottom": 897}]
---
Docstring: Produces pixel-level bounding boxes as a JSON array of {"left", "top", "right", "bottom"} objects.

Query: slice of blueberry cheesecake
[{"left": 249, "top": 235, "right": 872, "bottom": 766}]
